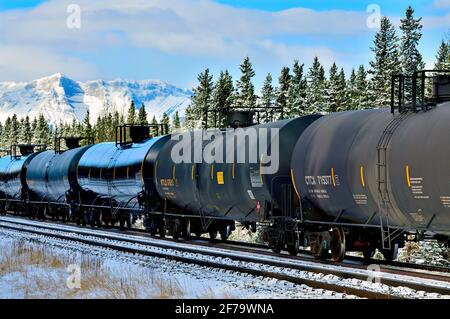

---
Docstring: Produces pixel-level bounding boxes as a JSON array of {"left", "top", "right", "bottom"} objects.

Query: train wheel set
[{"left": 0, "top": 70, "right": 450, "bottom": 262}]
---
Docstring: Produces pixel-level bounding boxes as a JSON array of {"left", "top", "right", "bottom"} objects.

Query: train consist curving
[{"left": 1, "top": 70, "right": 449, "bottom": 262}]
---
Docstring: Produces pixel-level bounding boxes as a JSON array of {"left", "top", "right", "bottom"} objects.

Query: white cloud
[
  {"left": 433, "top": 0, "right": 450, "bottom": 8},
  {"left": 0, "top": 0, "right": 447, "bottom": 81},
  {"left": 0, "top": 45, "right": 99, "bottom": 81}
]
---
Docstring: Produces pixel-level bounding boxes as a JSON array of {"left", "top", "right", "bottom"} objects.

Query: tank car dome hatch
[
  {"left": 433, "top": 73, "right": 450, "bottom": 102},
  {"left": 226, "top": 110, "right": 255, "bottom": 128}
]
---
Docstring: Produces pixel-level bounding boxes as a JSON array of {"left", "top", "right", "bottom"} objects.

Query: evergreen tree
[
  {"left": 172, "top": 111, "right": 181, "bottom": 130},
  {"left": 356, "top": 65, "right": 370, "bottom": 109},
  {"left": 127, "top": 100, "right": 136, "bottom": 124},
  {"left": 368, "top": 16, "right": 401, "bottom": 107},
  {"left": 306, "top": 57, "right": 326, "bottom": 114},
  {"left": 287, "top": 60, "right": 307, "bottom": 117},
  {"left": 400, "top": 6, "right": 425, "bottom": 74},
  {"left": 347, "top": 69, "right": 359, "bottom": 111},
  {"left": 138, "top": 103, "right": 148, "bottom": 125},
  {"left": 326, "top": 62, "right": 340, "bottom": 113},
  {"left": 276, "top": 67, "right": 291, "bottom": 119},
  {"left": 34, "top": 114, "right": 51, "bottom": 146},
  {"left": 400, "top": 6, "right": 425, "bottom": 102},
  {"left": 20, "top": 116, "right": 32, "bottom": 144},
  {"left": 183, "top": 105, "right": 196, "bottom": 129},
  {"left": 83, "top": 110, "right": 93, "bottom": 144},
  {"left": 260, "top": 73, "right": 275, "bottom": 123},
  {"left": 10, "top": 114, "right": 19, "bottom": 145},
  {"left": 190, "top": 68, "right": 213, "bottom": 128},
  {"left": 235, "top": 57, "right": 257, "bottom": 110},
  {"left": 150, "top": 115, "right": 159, "bottom": 135},
  {"left": 3, "top": 117, "right": 11, "bottom": 148},
  {"left": 435, "top": 39, "right": 450, "bottom": 70},
  {"left": 212, "top": 70, "right": 234, "bottom": 127},
  {"left": 161, "top": 113, "right": 170, "bottom": 133},
  {"left": 336, "top": 68, "right": 348, "bottom": 111}
]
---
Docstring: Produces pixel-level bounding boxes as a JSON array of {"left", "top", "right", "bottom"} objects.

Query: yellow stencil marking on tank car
[
  {"left": 406, "top": 165, "right": 411, "bottom": 188},
  {"left": 290, "top": 169, "right": 300, "bottom": 199},
  {"left": 191, "top": 164, "right": 195, "bottom": 180},
  {"left": 210, "top": 164, "right": 214, "bottom": 180},
  {"left": 331, "top": 167, "right": 336, "bottom": 187},
  {"left": 217, "top": 171, "right": 224, "bottom": 185},
  {"left": 172, "top": 165, "right": 176, "bottom": 182},
  {"left": 360, "top": 166, "right": 365, "bottom": 187},
  {"left": 232, "top": 163, "right": 235, "bottom": 179},
  {"left": 259, "top": 154, "right": 264, "bottom": 185}
]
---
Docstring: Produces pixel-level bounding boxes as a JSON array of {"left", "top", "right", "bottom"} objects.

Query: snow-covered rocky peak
[{"left": 0, "top": 74, "right": 192, "bottom": 124}]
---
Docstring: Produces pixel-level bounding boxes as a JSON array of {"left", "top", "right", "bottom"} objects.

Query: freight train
[{"left": 0, "top": 70, "right": 449, "bottom": 262}]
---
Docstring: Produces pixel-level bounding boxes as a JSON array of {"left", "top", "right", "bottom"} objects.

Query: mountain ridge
[{"left": 0, "top": 73, "right": 193, "bottom": 124}]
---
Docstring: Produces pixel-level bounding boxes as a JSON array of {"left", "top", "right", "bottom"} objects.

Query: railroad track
[{"left": 1, "top": 216, "right": 450, "bottom": 299}]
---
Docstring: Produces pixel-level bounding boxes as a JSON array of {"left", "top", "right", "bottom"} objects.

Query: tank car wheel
[
  {"left": 382, "top": 243, "right": 399, "bottom": 261},
  {"left": 183, "top": 218, "right": 191, "bottom": 240},
  {"left": 126, "top": 213, "right": 133, "bottom": 229},
  {"left": 172, "top": 219, "right": 182, "bottom": 240},
  {"left": 330, "top": 227, "right": 346, "bottom": 262},
  {"left": 362, "top": 248, "right": 375, "bottom": 260},
  {"left": 209, "top": 230, "right": 218, "bottom": 240},
  {"left": 287, "top": 240, "right": 300, "bottom": 256},
  {"left": 119, "top": 218, "right": 125, "bottom": 229},
  {"left": 195, "top": 232, "right": 202, "bottom": 238},
  {"left": 271, "top": 241, "right": 284, "bottom": 254},
  {"left": 159, "top": 225, "right": 166, "bottom": 238},
  {"left": 219, "top": 224, "right": 231, "bottom": 241}
]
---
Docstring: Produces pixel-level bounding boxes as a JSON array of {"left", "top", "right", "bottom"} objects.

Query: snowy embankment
[
  {"left": 0, "top": 217, "right": 449, "bottom": 299},
  {"left": 0, "top": 228, "right": 350, "bottom": 299}
]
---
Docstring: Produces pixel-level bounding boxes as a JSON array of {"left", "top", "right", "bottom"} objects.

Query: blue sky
[{"left": 0, "top": 0, "right": 448, "bottom": 90}]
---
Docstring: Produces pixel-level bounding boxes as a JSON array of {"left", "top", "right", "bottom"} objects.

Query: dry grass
[{"left": 0, "top": 238, "right": 212, "bottom": 299}]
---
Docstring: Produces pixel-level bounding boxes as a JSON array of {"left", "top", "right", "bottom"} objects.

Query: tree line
[
  {"left": 185, "top": 6, "right": 450, "bottom": 128},
  {"left": 0, "top": 101, "right": 182, "bottom": 151},
  {"left": 0, "top": 6, "right": 449, "bottom": 150}
]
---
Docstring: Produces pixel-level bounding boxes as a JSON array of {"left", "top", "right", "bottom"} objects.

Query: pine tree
[
  {"left": 306, "top": 57, "right": 326, "bottom": 114},
  {"left": 368, "top": 16, "right": 401, "bottom": 107},
  {"left": 3, "top": 117, "right": 11, "bottom": 148},
  {"left": 20, "top": 116, "right": 32, "bottom": 144},
  {"left": 172, "top": 111, "right": 181, "bottom": 130},
  {"left": 435, "top": 39, "right": 450, "bottom": 70},
  {"left": 235, "top": 57, "right": 257, "bottom": 110},
  {"left": 347, "top": 69, "right": 359, "bottom": 110},
  {"left": 259, "top": 73, "right": 275, "bottom": 123},
  {"left": 356, "top": 65, "right": 370, "bottom": 109},
  {"left": 276, "top": 67, "right": 291, "bottom": 119},
  {"left": 83, "top": 111, "right": 93, "bottom": 144},
  {"left": 138, "top": 103, "right": 148, "bottom": 125},
  {"left": 10, "top": 114, "right": 19, "bottom": 145},
  {"left": 336, "top": 68, "right": 348, "bottom": 111},
  {"left": 190, "top": 68, "right": 213, "bottom": 128},
  {"left": 287, "top": 60, "right": 307, "bottom": 117},
  {"left": 400, "top": 6, "right": 425, "bottom": 74},
  {"left": 326, "top": 62, "right": 340, "bottom": 113},
  {"left": 400, "top": 6, "right": 425, "bottom": 102},
  {"left": 34, "top": 114, "right": 50, "bottom": 146},
  {"left": 161, "top": 113, "right": 170, "bottom": 133},
  {"left": 127, "top": 100, "right": 136, "bottom": 124},
  {"left": 183, "top": 105, "right": 196, "bottom": 129},
  {"left": 150, "top": 115, "right": 159, "bottom": 135},
  {"left": 212, "top": 70, "right": 234, "bottom": 127}
]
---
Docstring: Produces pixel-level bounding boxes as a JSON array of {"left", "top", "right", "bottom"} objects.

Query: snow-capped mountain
[{"left": 0, "top": 73, "right": 193, "bottom": 124}]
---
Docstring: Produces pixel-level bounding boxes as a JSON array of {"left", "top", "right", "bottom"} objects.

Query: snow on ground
[
  {"left": 0, "top": 228, "right": 353, "bottom": 299},
  {"left": 1, "top": 217, "right": 449, "bottom": 299}
]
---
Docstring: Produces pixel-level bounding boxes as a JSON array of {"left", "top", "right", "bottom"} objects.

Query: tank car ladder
[{"left": 376, "top": 112, "right": 409, "bottom": 250}]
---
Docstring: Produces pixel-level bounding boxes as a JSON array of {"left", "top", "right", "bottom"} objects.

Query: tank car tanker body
[
  {"left": 76, "top": 135, "right": 169, "bottom": 227},
  {"left": 291, "top": 103, "right": 450, "bottom": 260},
  {"left": 0, "top": 149, "right": 40, "bottom": 214},
  {"left": 152, "top": 116, "right": 320, "bottom": 240}
]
